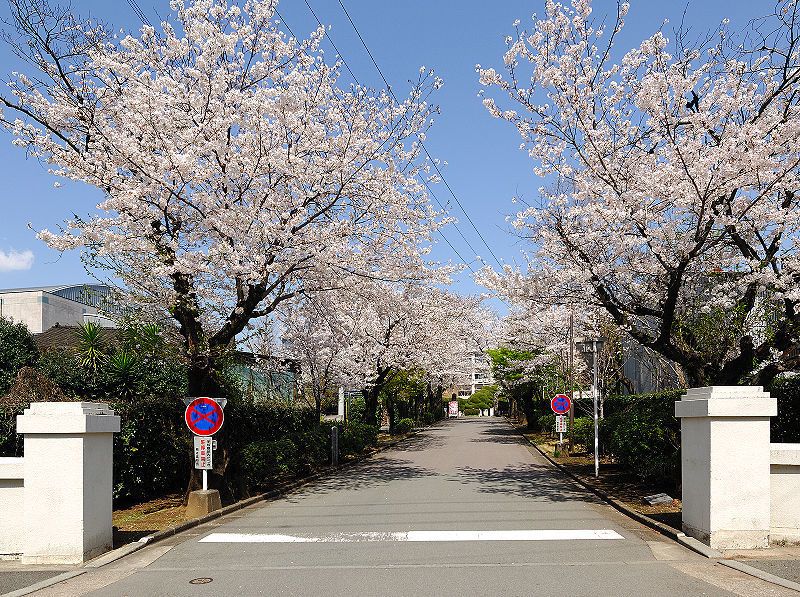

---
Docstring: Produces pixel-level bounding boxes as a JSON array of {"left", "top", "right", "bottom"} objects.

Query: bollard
[{"left": 331, "top": 425, "right": 339, "bottom": 467}]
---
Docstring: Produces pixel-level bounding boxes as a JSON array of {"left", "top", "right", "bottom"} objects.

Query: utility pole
[
  {"left": 568, "top": 309, "right": 574, "bottom": 455},
  {"left": 592, "top": 339, "right": 599, "bottom": 478}
]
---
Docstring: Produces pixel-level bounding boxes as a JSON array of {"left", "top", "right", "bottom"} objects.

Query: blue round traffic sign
[
  {"left": 550, "top": 394, "right": 571, "bottom": 415},
  {"left": 185, "top": 397, "right": 224, "bottom": 436}
]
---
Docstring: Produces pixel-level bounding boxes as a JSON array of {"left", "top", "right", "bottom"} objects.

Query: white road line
[{"left": 199, "top": 529, "right": 624, "bottom": 543}]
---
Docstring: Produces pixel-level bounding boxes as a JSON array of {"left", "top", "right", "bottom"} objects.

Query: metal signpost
[
  {"left": 550, "top": 394, "right": 571, "bottom": 445},
  {"left": 184, "top": 397, "right": 226, "bottom": 491},
  {"left": 576, "top": 339, "right": 604, "bottom": 478},
  {"left": 331, "top": 425, "right": 339, "bottom": 467}
]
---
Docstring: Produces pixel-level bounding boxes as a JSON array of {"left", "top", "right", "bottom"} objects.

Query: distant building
[
  {"left": 0, "top": 284, "right": 117, "bottom": 333},
  {"left": 456, "top": 351, "right": 495, "bottom": 398}
]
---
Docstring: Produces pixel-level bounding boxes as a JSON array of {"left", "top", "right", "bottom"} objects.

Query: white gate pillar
[
  {"left": 17, "top": 402, "right": 120, "bottom": 564},
  {"left": 675, "top": 386, "right": 776, "bottom": 550}
]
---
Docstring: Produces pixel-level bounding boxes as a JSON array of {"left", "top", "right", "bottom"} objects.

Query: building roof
[
  {"left": 0, "top": 283, "right": 118, "bottom": 311},
  {"left": 0, "top": 284, "right": 93, "bottom": 294},
  {"left": 34, "top": 324, "right": 121, "bottom": 352}
]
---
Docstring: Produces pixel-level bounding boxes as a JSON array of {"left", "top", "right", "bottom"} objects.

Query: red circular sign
[
  {"left": 185, "top": 397, "right": 224, "bottom": 436},
  {"left": 551, "top": 394, "right": 571, "bottom": 414}
]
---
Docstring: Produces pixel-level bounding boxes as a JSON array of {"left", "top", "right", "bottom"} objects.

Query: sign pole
[
  {"left": 593, "top": 340, "right": 600, "bottom": 478},
  {"left": 202, "top": 469, "right": 208, "bottom": 491}
]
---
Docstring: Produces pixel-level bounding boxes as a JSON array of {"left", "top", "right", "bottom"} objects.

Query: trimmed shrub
[
  {"left": 537, "top": 413, "right": 556, "bottom": 434},
  {"left": 604, "top": 390, "right": 683, "bottom": 485},
  {"left": 571, "top": 417, "right": 594, "bottom": 450},
  {"left": 111, "top": 395, "right": 189, "bottom": 503},
  {"left": 394, "top": 418, "right": 413, "bottom": 434},
  {"left": 771, "top": 375, "right": 800, "bottom": 443},
  {"left": 464, "top": 407, "right": 479, "bottom": 416},
  {"left": 241, "top": 437, "right": 299, "bottom": 487},
  {"left": 420, "top": 412, "right": 436, "bottom": 426},
  {"left": 341, "top": 422, "right": 378, "bottom": 455},
  {"left": 292, "top": 429, "right": 329, "bottom": 471}
]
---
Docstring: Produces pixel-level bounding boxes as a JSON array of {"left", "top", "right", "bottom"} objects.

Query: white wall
[
  {"left": 0, "top": 290, "right": 102, "bottom": 333},
  {"left": 0, "top": 457, "right": 24, "bottom": 557},
  {"left": 0, "top": 291, "right": 44, "bottom": 333},
  {"left": 770, "top": 444, "right": 800, "bottom": 543}
]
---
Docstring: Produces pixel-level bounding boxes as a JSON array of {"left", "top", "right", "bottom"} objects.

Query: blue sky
[{"left": 0, "top": 0, "right": 763, "bottom": 296}]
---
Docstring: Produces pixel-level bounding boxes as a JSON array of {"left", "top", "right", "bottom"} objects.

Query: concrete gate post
[
  {"left": 16, "top": 402, "right": 121, "bottom": 564},
  {"left": 675, "top": 386, "right": 776, "bottom": 550}
]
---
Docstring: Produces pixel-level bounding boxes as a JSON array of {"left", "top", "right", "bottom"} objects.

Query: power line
[
  {"left": 299, "top": 2, "right": 483, "bottom": 271},
  {"left": 126, "top": 0, "right": 152, "bottom": 27},
  {"left": 334, "top": 0, "right": 503, "bottom": 268},
  {"left": 280, "top": 6, "right": 479, "bottom": 274}
]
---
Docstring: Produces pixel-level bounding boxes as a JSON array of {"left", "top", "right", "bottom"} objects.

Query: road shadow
[
  {"left": 392, "top": 432, "right": 448, "bottom": 452},
  {"left": 469, "top": 425, "right": 527, "bottom": 445},
  {"left": 288, "top": 456, "right": 437, "bottom": 499},
  {"left": 451, "top": 464, "right": 603, "bottom": 503}
]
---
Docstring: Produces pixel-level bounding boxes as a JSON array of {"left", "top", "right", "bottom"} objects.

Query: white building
[
  {"left": 0, "top": 284, "right": 117, "bottom": 333},
  {"left": 457, "top": 351, "right": 495, "bottom": 398}
]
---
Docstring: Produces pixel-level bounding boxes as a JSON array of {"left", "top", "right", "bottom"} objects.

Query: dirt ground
[
  {"left": 528, "top": 432, "right": 682, "bottom": 532},
  {"left": 112, "top": 494, "right": 186, "bottom": 546}
]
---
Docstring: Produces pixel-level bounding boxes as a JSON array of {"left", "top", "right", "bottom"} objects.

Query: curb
[
  {"left": 519, "top": 427, "right": 800, "bottom": 593},
  {"left": 519, "top": 431, "right": 723, "bottom": 559},
  {"left": 719, "top": 560, "right": 800, "bottom": 594},
  {"left": 82, "top": 426, "right": 429, "bottom": 569}
]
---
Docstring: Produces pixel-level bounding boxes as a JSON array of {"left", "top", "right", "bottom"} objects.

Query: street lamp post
[{"left": 576, "top": 338, "right": 604, "bottom": 478}]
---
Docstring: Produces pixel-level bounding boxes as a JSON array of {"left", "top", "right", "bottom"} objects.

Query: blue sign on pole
[
  {"left": 185, "top": 397, "right": 224, "bottom": 436},
  {"left": 550, "top": 394, "right": 571, "bottom": 415}
]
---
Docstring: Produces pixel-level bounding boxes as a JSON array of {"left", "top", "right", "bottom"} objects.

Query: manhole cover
[{"left": 189, "top": 577, "right": 213, "bottom": 585}]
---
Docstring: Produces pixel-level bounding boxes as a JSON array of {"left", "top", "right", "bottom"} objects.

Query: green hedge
[
  {"left": 241, "top": 437, "right": 299, "bottom": 487},
  {"left": 537, "top": 413, "right": 556, "bottom": 433},
  {"left": 394, "top": 418, "right": 413, "bottom": 434},
  {"left": 771, "top": 375, "right": 800, "bottom": 443},
  {"left": 340, "top": 422, "right": 379, "bottom": 454},
  {"left": 112, "top": 395, "right": 190, "bottom": 502},
  {"left": 603, "top": 390, "right": 683, "bottom": 485}
]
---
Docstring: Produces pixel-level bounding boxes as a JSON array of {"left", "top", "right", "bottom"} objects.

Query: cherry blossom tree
[
  {"left": 0, "top": 0, "right": 446, "bottom": 393},
  {"left": 281, "top": 281, "right": 486, "bottom": 427},
  {"left": 477, "top": 0, "right": 800, "bottom": 386}
]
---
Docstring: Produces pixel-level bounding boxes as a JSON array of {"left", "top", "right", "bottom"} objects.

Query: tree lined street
[{"left": 31, "top": 419, "right": 791, "bottom": 597}]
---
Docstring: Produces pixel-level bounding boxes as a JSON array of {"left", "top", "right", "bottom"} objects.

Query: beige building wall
[{"left": 0, "top": 290, "right": 103, "bottom": 334}]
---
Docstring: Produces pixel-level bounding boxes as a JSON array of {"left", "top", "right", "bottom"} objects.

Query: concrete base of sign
[{"left": 186, "top": 490, "right": 222, "bottom": 519}]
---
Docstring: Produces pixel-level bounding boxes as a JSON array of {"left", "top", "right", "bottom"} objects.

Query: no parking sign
[
  {"left": 185, "top": 397, "right": 224, "bottom": 436},
  {"left": 550, "top": 394, "right": 571, "bottom": 415}
]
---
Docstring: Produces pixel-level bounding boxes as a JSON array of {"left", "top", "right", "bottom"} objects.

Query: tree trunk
[
  {"left": 363, "top": 385, "right": 380, "bottom": 426},
  {"left": 386, "top": 392, "right": 396, "bottom": 435},
  {"left": 363, "top": 366, "right": 392, "bottom": 426}
]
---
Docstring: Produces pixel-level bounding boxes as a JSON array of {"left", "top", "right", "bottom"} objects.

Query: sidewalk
[
  {"left": 526, "top": 429, "right": 800, "bottom": 594},
  {"left": 0, "top": 563, "right": 79, "bottom": 597}
]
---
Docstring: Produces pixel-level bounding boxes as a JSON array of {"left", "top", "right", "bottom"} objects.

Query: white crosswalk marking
[{"left": 199, "top": 529, "right": 624, "bottom": 543}]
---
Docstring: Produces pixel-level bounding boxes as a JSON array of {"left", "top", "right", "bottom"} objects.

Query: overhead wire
[
  {"left": 279, "top": 5, "right": 479, "bottom": 274},
  {"left": 126, "top": 0, "right": 152, "bottom": 28},
  {"left": 334, "top": 0, "right": 504, "bottom": 269}
]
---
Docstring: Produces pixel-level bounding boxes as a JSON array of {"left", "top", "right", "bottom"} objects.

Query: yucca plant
[
  {"left": 109, "top": 350, "right": 138, "bottom": 400},
  {"left": 76, "top": 321, "right": 107, "bottom": 373}
]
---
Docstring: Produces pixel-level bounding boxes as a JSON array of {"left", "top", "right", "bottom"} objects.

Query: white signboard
[
  {"left": 448, "top": 401, "right": 459, "bottom": 418},
  {"left": 555, "top": 415, "right": 568, "bottom": 434},
  {"left": 194, "top": 435, "right": 213, "bottom": 470}
]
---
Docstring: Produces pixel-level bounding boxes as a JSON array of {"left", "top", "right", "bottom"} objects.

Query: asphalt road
[{"left": 36, "top": 418, "right": 796, "bottom": 596}]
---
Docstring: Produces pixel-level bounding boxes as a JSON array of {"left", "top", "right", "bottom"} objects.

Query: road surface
[{"left": 38, "top": 418, "right": 793, "bottom": 596}]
